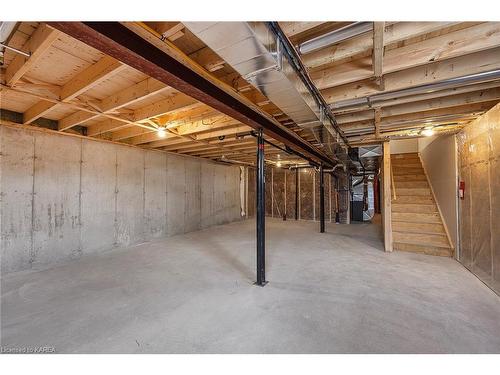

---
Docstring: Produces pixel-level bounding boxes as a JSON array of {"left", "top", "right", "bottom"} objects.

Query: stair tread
[
  {"left": 392, "top": 227, "right": 445, "bottom": 235},
  {"left": 392, "top": 202, "right": 435, "bottom": 205}
]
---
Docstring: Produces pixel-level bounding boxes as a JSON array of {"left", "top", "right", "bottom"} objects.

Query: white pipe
[
  {"left": 0, "top": 43, "right": 30, "bottom": 57},
  {"left": 298, "top": 22, "right": 373, "bottom": 55},
  {"left": 332, "top": 69, "right": 500, "bottom": 110}
]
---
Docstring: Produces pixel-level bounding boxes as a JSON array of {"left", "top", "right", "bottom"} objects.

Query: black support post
[
  {"left": 319, "top": 164, "right": 325, "bottom": 233},
  {"left": 255, "top": 128, "right": 267, "bottom": 286},
  {"left": 295, "top": 169, "right": 299, "bottom": 221}
]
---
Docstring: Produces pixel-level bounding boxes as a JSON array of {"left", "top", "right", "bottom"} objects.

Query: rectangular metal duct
[{"left": 184, "top": 22, "right": 346, "bottom": 163}]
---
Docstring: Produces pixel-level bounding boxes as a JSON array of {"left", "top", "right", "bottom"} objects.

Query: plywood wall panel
[
  {"left": 300, "top": 169, "right": 314, "bottom": 220},
  {"left": 247, "top": 168, "right": 256, "bottom": 217},
  {"left": 272, "top": 168, "right": 285, "bottom": 218},
  {"left": 458, "top": 102, "right": 500, "bottom": 294},
  {"left": 285, "top": 169, "right": 297, "bottom": 220},
  {"left": 265, "top": 166, "right": 272, "bottom": 216},
  {"left": 470, "top": 162, "right": 491, "bottom": 278}
]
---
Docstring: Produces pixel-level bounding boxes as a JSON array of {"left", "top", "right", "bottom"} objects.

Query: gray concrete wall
[{"left": 0, "top": 125, "right": 242, "bottom": 274}]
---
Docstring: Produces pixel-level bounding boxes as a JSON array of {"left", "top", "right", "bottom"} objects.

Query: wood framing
[
  {"left": 1, "top": 21, "right": 500, "bottom": 163},
  {"left": 5, "top": 23, "right": 60, "bottom": 86},
  {"left": 382, "top": 141, "right": 393, "bottom": 252},
  {"left": 372, "top": 22, "right": 385, "bottom": 89}
]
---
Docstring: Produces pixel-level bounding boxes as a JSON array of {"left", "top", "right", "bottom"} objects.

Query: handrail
[{"left": 391, "top": 163, "right": 397, "bottom": 200}]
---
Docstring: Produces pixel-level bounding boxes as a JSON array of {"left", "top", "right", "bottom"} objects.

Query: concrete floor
[{"left": 2, "top": 218, "right": 500, "bottom": 353}]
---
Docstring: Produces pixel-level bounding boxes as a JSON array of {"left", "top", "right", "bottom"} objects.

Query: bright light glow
[
  {"left": 157, "top": 127, "right": 167, "bottom": 138},
  {"left": 276, "top": 161, "right": 282, "bottom": 167},
  {"left": 421, "top": 127, "right": 435, "bottom": 137}
]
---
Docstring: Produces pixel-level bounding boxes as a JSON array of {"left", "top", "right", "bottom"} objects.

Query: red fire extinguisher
[{"left": 459, "top": 181, "right": 465, "bottom": 200}]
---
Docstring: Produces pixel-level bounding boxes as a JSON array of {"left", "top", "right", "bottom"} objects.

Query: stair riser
[
  {"left": 392, "top": 222, "right": 446, "bottom": 235},
  {"left": 393, "top": 232, "right": 450, "bottom": 247},
  {"left": 391, "top": 153, "right": 419, "bottom": 158},
  {"left": 392, "top": 212, "right": 441, "bottom": 223},
  {"left": 393, "top": 175, "right": 427, "bottom": 182},
  {"left": 393, "top": 169, "right": 424, "bottom": 175},
  {"left": 392, "top": 196, "right": 434, "bottom": 204},
  {"left": 392, "top": 204, "right": 437, "bottom": 213},
  {"left": 395, "top": 181, "right": 429, "bottom": 188},
  {"left": 393, "top": 242, "right": 453, "bottom": 257},
  {"left": 396, "top": 188, "right": 431, "bottom": 196},
  {"left": 391, "top": 163, "right": 422, "bottom": 168}
]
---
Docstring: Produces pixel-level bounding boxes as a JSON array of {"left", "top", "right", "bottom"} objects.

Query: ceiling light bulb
[
  {"left": 421, "top": 128, "right": 435, "bottom": 137},
  {"left": 276, "top": 161, "right": 282, "bottom": 167},
  {"left": 157, "top": 127, "right": 167, "bottom": 138}
]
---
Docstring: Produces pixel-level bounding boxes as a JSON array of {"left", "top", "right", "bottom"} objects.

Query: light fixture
[
  {"left": 157, "top": 127, "right": 167, "bottom": 138},
  {"left": 276, "top": 161, "right": 282, "bottom": 167},
  {"left": 421, "top": 127, "right": 435, "bottom": 137}
]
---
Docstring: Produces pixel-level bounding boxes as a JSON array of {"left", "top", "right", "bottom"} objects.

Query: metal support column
[
  {"left": 319, "top": 164, "right": 325, "bottom": 233},
  {"left": 295, "top": 169, "right": 299, "bottom": 220},
  {"left": 255, "top": 128, "right": 267, "bottom": 286}
]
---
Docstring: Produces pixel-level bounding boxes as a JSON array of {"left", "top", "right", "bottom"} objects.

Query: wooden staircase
[{"left": 391, "top": 153, "right": 454, "bottom": 257}]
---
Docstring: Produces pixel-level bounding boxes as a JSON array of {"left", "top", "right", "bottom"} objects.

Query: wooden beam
[
  {"left": 62, "top": 56, "right": 125, "bottom": 101},
  {"left": 86, "top": 119, "right": 133, "bottom": 137},
  {"left": 21, "top": 55, "right": 125, "bottom": 128},
  {"left": 5, "top": 23, "right": 60, "bottom": 86},
  {"left": 302, "top": 22, "right": 459, "bottom": 70},
  {"left": 374, "top": 108, "right": 381, "bottom": 139},
  {"left": 372, "top": 22, "right": 385, "bottom": 89},
  {"left": 160, "top": 23, "right": 185, "bottom": 41},
  {"left": 2, "top": 83, "right": 149, "bottom": 135},
  {"left": 344, "top": 101, "right": 496, "bottom": 129},
  {"left": 382, "top": 141, "right": 393, "bottom": 252},
  {"left": 87, "top": 104, "right": 213, "bottom": 138},
  {"left": 141, "top": 117, "right": 240, "bottom": 147},
  {"left": 279, "top": 22, "right": 325, "bottom": 38},
  {"left": 22, "top": 99, "right": 57, "bottom": 124},
  {"left": 322, "top": 47, "right": 500, "bottom": 104},
  {"left": 313, "top": 23, "right": 500, "bottom": 91},
  {"left": 132, "top": 92, "right": 200, "bottom": 122},
  {"left": 58, "top": 77, "right": 170, "bottom": 130},
  {"left": 335, "top": 86, "right": 500, "bottom": 124},
  {"left": 334, "top": 80, "right": 500, "bottom": 113}
]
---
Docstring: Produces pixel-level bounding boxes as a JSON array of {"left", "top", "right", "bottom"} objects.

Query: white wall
[
  {"left": 0, "top": 125, "right": 242, "bottom": 273},
  {"left": 389, "top": 138, "right": 419, "bottom": 154},
  {"left": 418, "top": 134, "right": 458, "bottom": 249}
]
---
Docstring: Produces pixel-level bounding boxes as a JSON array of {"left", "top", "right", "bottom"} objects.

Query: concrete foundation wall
[{"left": 0, "top": 125, "right": 242, "bottom": 274}]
